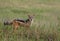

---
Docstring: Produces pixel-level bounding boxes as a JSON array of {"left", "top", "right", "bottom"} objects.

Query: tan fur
[{"left": 12, "top": 15, "right": 34, "bottom": 31}]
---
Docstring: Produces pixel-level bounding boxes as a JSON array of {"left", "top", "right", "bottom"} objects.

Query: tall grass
[{"left": 0, "top": 0, "right": 60, "bottom": 41}]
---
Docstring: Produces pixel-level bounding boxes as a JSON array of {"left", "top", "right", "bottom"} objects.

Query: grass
[{"left": 0, "top": 0, "right": 60, "bottom": 41}]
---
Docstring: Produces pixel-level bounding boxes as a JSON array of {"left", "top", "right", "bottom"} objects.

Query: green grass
[{"left": 0, "top": 0, "right": 60, "bottom": 41}]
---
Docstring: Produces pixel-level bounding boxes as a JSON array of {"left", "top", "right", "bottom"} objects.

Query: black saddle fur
[{"left": 15, "top": 19, "right": 30, "bottom": 23}]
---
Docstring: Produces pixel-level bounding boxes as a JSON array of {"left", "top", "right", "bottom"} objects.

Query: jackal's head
[
  {"left": 28, "top": 14, "right": 35, "bottom": 21},
  {"left": 28, "top": 14, "right": 35, "bottom": 26}
]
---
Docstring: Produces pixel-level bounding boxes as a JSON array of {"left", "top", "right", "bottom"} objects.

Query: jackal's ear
[
  {"left": 28, "top": 14, "right": 35, "bottom": 18},
  {"left": 28, "top": 14, "right": 35, "bottom": 16},
  {"left": 28, "top": 14, "right": 31, "bottom": 17},
  {"left": 32, "top": 14, "right": 35, "bottom": 16},
  {"left": 28, "top": 14, "right": 30, "bottom": 16}
]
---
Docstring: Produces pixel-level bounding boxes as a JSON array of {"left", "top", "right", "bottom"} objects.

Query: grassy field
[{"left": 0, "top": 0, "right": 60, "bottom": 41}]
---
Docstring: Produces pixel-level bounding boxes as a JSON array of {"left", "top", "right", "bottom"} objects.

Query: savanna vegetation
[{"left": 0, "top": 0, "right": 60, "bottom": 41}]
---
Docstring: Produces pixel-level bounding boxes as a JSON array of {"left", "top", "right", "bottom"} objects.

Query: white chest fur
[{"left": 30, "top": 19, "right": 34, "bottom": 26}]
